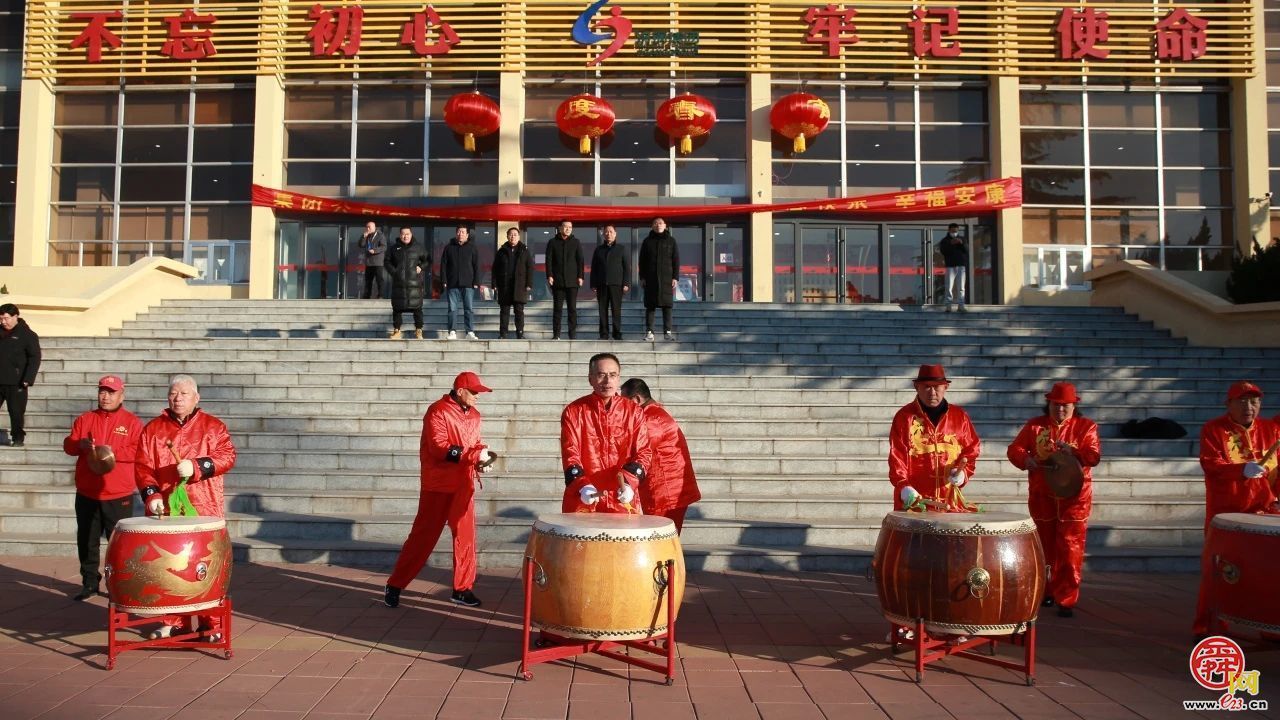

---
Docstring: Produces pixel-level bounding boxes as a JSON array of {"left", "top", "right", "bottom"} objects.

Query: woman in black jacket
[
  {"left": 384, "top": 227, "right": 431, "bottom": 339},
  {"left": 492, "top": 227, "right": 534, "bottom": 339},
  {"left": 638, "top": 217, "right": 679, "bottom": 341}
]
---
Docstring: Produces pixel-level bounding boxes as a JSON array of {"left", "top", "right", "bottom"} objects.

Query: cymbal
[{"left": 87, "top": 445, "right": 116, "bottom": 475}]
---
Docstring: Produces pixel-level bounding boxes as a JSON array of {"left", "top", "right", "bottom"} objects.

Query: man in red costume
[
  {"left": 1194, "top": 381, "right": 1280, "bottom": 636},
  {"left": 385, "top": 371, "right": 493, "bottom": 609},
  {"left": 63, "top": 374, "right": 143, "bottom": 601},
  {"left": 888, "top": 364, "right": 982, "bottom": 511},
  {"left": 620, "top": 378, "right": 700, "bottom": 532},
  {"left": 561, "top": 353, "right": 652, "bottom": 514},
  {"left": 136, "top": 374, "right": 237, "bottom": 640},
  {"left": 1007, "top": 382, "right": 1101, "bottom": 618}
]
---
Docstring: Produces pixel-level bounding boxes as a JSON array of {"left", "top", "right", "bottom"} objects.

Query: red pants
[
  {"left": 1030, "top": 495, "right": 1088, "bottom": 609},
  {"left": 388, "top": 487, "right": 477, "bottom": 592},
  {"left": 1193, "top": 527, "right": 1219, "bottom": 636},
  {"left": 158, "top": 613, "right": 221, "bottom": 634}
]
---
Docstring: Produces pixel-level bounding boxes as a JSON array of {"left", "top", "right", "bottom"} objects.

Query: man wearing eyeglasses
[{"left": 560, "top": 353, "right": 652, "bottom": 514}]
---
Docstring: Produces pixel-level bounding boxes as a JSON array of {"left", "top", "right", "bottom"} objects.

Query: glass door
[
  {"left": 709, "top": 224, "right": 746, "bottom": 302},
  {"left": 887, "top": 227, "right": 933, "bottom": 305},
  {"left": 799, "top": 226, "right": 840, "bottom": 303},
  {"left": 303, "top": 224, "right": 342, "bottom": 299},
  {"left": 843, "top": 227, "right": 881, "bottom": 303}
]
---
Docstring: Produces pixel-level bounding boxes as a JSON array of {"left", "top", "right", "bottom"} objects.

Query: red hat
[
  {"left": 913, "top": 364, "right": 950, "bottom": 386},
  {"left": 453, "top": 371, "right": 492, "bottom": 394},
  {"left": 98, "top": 375, "right": 124, "bottom": 392},
  {"left": 1044, "top": 382, "right": 1081, "bottom": 404},
  {"left": 1227, "top": 381, "right": 1263, "bottom": 402}
]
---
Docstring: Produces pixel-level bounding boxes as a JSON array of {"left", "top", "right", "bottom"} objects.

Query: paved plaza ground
[{"left": 0, "top": 557, "right": 1276, "bottom": 719}]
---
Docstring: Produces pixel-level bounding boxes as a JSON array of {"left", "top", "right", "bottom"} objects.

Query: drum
[
  {"left": 104, "top": 516, "right": 232, "bottom": 616},
  {"left": 1207, "top": 513, "right": 1280, "bottom": 634},
  {"left": 524, "top": 513, "right": 685, "bottom": 641},
  {"left": 873, "top": 511, "right": 1046, "bottom": 636}
]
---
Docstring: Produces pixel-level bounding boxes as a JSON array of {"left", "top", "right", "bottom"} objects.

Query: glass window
[
  {"left": 1023, "top": 208, "right": 1086, "bottom": 245},
  {"left": 55, "top": 167, "right": 115, "bottom": 202},
  {"left": 123, "top": 92, "right": 189, "bottom": 126},
  {"left": 192, "top": 165, "right": 253, "bottom": 201},
  {"left": 52, "top": 205, "right": 113, "bottom": 241},
  {"left": 286, "top": 161, "right": 350, "bottom": 188},
  {"left": 921, "top": 163, "right": 988, "bottom": 187},
  {"left": 355, "top": 160, "right": 423, "bottom": 190},
  {"left": 773, "top": 222, "right": 796, "bottom": 303},
  {"left": 1161, "top": 93, "right": 1226, "bottom": 129},
  {"left": 1088, "top": 93, "right": 1155, "bottom": 128},
  {"left": 1021, "top": 91, "right": 1082, "bottom": 127},
  {"left": 356, "top": 123, "right": 424, "bottom": 160},
  {"left": 675, "top": 160, "right": 745, "bottom": 197},
  {"left": 194, "top": 126, "right": 255, "bottom": 162},
  {"left": 919, "top": 89, "right": 986, "bottom": 123},
  {"left": 287, "top": 124, "right": 352, "bottom": 159},
  {"left": 1163, "top": 131, "right": 1228, "bottom": 168},
  {"left": 1023, "top": 169, "right": 1086, "bottom": 205},
  {"left": 1164, "top": 170, "right": 1229, "bottom": 207},
  {"left": 194, "top": 89, "right": 255, "bottom": 124},
  {"left": 524, "top": 160, "right": 593, "bottom": 197},
  {"left": 1091, "top": 209, "right": 1160, "bottom": 246},
  {"left": 286, "top": 89, "right": 353, "bottom": 121},
  {"left": 846, "top": 89, "right": 913, "bottom": 122},
  {"left": 1089, "top": 169, "right": 1159, "bottom": 206},
  {"left": 54, "top": 129, "right": 117, "bottom": 164},
  {"left": 524, "top": 122, "right": 592, "bottom": 159},
  {"left": 56, "top": 93, "right": 118, "bottom": 125},
  {"left": 602, "top": 160, "right": 670, "bottom": 196},
  {"left": 122, "top": 128, "right": 188, "bottom": 163},
  {"left": 118, "top": 205, "right": 185, "bottom": 241},
  {"left": 1165, "top": 209, "right": 1230, "bottom": 247},
  {"left": 357, "top": 85, "right": 425, "bottom": 121},
  {"left": 119, "top": 167, "right": 188, "bottom": 202},
  {"left": 847, "top": 163, "right": 914, "bottom": 193},
  {"left": 190, "top": 205, "right": 251, "bottom": 240},
  {"left": 920, "top": 125, "right": 987, "bottom": 163},
  {"left": 1022, "top": 129, "right": 1084, "bottom": 166},
  {"left": 847, "top": 125, "right": 913, "bottom": 162},
  {"left": 1088, "top": 130, "right": 1156, "bottom": 167},
  {"left": 772, "top": 162, "right": 841, "bottom": 199}
]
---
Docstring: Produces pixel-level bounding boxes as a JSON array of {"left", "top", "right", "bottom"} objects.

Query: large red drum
[
  {"left": 873, "top": 511, "right": 1046, "bottom": 636},
  {"left": 1206, "top": 513, "right": 1280, "bottom": 635},
  {"left": 104, "top": 516, "right": 232, "bottom": 616}
]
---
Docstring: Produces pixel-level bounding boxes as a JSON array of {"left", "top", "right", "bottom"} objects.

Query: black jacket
[
  {"left": 939, "top": 234, "right": 968, "bottom": 268},
  {"left": 639, "top": 229, "right": 679, "bottom": 307},
  {"left": 440, "top": 239, "right": 480, "bottom": 288},
  {"left": 385, "top": 238, "right": 431, "bottom": 310},
  {"left": 545, "top": 234, "right": 584, "bottom": 288},
  {"left": 591, "top": 242, "right": 630, "bottom": 289},
  {"left": 492, "top": 241, "right": 534, "bottom": 305},
  {"left": 0, "top": 318, "right": 40, "bottom": 387}
]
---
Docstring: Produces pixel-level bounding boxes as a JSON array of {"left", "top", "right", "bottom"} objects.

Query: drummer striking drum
[
  {"left": 1006, "top": 382, "right": 1101, "bottom": 618},
  {"left": 888, "top": 364, "right": 982, "bottom": 511},
  {"left": 561, "top": 353, "right": 652, "bottom": 514}
]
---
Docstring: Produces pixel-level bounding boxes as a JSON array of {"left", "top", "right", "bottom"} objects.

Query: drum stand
[
  {"left": 105, "top": 598, "right": 233, "bottom": 670},
  {"left": 518, "top": 557, "right": 678, "bottom": 685},
  {"left": 889, "top": 618, "right": 1036, "bottom": 686}
]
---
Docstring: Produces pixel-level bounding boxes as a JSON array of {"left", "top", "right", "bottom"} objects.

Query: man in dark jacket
[
  {"left": 545, "top": 219, "right": 584, "bottom": 339},
  {"left": 639, "top": 217, "right": 679, "bottom": 341},
  {"left": 359, "top": 220, "right": 389, "bottom": 300},
  {"left": 492, "top": 227, "right": 534, "bottom": 339},
  {"left": 385, "top": 227, "right": 431, "bottom": 339},
  {"left": 0, "top": 303, "right": 40, "bottom": 447},
  {"left": 939, "top": 223, "right": 968, "bottom": 312},
  {"left": 441, "top": 225, "right": 481, "bottom": 340},
  {"left": 591, "top": 225, "right": 630, "bottom": 340}
]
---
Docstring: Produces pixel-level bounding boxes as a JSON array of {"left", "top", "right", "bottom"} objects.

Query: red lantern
[
  {"left": 656, "top": 93, "right": 717, "bottom": 155},
  {"left": 770, "top": 92, "right": 831, "bottom": 154},
  {"left": 555, "top": 94, "right": 616, "bottom": 155},
  {"left": 443, "top": 92, "right": 501, "bottom": 152}
]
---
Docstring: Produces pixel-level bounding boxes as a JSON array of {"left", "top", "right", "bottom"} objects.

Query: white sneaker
[
  {"left": 645, "top": 331, "right": 655, "bottom": 341},
  {"left": 887, "top": 627, "right": 914, "bottom": 642},
  {"left": 148, "top": 625, "right": 174, "bottom": 640},
  {"left": 664, "top": 331, "right": 675, "bottom": 341},
  {"left": 466, "top": 332, "right": 479, "bottom": 341},
  {"left": 447, "top": 330, "right": 457, "bottom": 340}
]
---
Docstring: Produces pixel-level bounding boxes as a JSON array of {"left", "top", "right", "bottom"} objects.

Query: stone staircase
[{"left": 2, "top": 299, "right": 1275, "bottom": 572}]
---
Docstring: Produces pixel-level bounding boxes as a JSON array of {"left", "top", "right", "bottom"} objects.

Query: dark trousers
[
  {"left": 0, "top": 385, "right": 27, "bottom": 443},
  {"left": 597, "top": 285, "right": 623, "bottom": 338},
  {"left": 645, "top": 307, "right": 673, "bottom": 333},
  {"left": 552, "top": 287, "right": 578, "bottom": 338},
  {"left": 392, "top": 308, "right": 424, "bottom": 330},
  {"left": 76, "top": 493, "right": 133, "bottom": 587},
  {"left": 499, "top": 302, "right": 526, "bottom": 337},
  {"left": 362, "top": 265, "right": 387, "bottom": 299}
]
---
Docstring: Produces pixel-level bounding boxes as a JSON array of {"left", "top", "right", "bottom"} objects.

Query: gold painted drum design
[
  {"left": 524, "top": 513, "right": 685, "bottom": 641},
  {"left": 873, "top": 511, "right": 1046, "bottom": 636},
  {"left": 104, "top": 515, "right": 232, "bottom": 616},
  {"left": 1206, "top": 512, "right": 1280, "bottom": 634}
]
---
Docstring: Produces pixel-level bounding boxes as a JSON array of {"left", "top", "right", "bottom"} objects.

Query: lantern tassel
[
  {"left": 679, "top": 135, "right": 692, "bottom": 155},
  {"left": 793, "top": 134, "right": 807, "bottom": 153},
  {"left": 580, "top": 136, "right": 592, "bottom": 155},
  {"left": 464, "top": 133, "right": 476, "bottom": 152}
]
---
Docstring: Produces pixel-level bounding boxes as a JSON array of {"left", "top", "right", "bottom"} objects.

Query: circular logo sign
[{"left": 1190, "top": 635, "right": 1246, "bottom": 691}]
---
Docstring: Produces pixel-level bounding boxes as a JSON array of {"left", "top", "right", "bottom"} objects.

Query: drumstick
[{"left": 1257, "top": 439, "right": 1280, "bottom": 467}]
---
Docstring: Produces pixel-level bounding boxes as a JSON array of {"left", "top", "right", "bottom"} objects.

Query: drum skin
[
  {"left": 524, "top": 513, "right": 685, "bottom": 641},
  {"left": 104, "top": 516, "right": 232, "bottom": 616},
  {"left": 873, "top": 511, "right": 1045, "bottom": 636},
  {"left": 1207, "top": 513, "right": 1280, "bottom": 634}
]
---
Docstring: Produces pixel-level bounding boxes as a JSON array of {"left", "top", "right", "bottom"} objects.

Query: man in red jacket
[
  {"left": 1194, "top": 381, "right": 1280, "bottom": 636},
  {"left": 136, "top": 374, "right": 237, "bottom": 640},
  {"left": 620, "top": 377, "right": 700, "bottom": 532},
  {"left": 63, "top": 375, "right": 143, "bottom": 600},
  {"left": 385, "top": 371, "right": 493, "bottom": 609},
  {"left": 561, "top": 353, "right": 652, "bottom": 514},
  {"left": 888, "top": 364, "right": 982, "bottom": 511}
]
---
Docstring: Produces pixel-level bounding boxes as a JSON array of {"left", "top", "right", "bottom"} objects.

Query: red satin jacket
[
  {"left": 63, "top": 406, "right": 144, "bottom": 500},
  {"left": 136, "top": 408, "right": 237, "bottom": 517},
  {"left": 560, "top": 393, "right": 652, "bottom": 513},
  {"left": 1199, "top": 415, "right": 1280, "bottom": 529},
  {"left": 419, "top": 393, "right": 484, "bottom": 493},
  {"left": 637, "top": 402, "right": 701, "bottom": 515},
  {"left": 1007, "top": 415, "right": 1102, "bottom": 497},
  {"left": 888, "top": 400, "right": 981, "bottom": 510}
]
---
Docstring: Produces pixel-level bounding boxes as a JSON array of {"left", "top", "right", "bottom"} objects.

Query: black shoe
[
  {"left": 498, "top": 333, "right": 508, "bottom": 339},
  {"left": 516, "top": 332, "right": 525, "bottom": 339},
  {"left": 552, "top": 334, "right": 561, "bottom": 340},
  {"left": 450, "top": 589, "right": 481, "bottom": 607},
  {"left": 10, "top": 440, "right": 23, "bottom": 448},
  {"left": 1057, "top": 606, "right": 1074, "bottom": 618},
  {"left": 1042, "top": 596, "right": 1055, "bottom": 607},
  {"left": 568, "top": 333, "right": 577, "bottom": 340},
  {"left": 612, "top": 334, "right": 623, "bottom": 340},
  {"left": 599, "top": 334, "right": 609, "bottom": 340},
  {"left": 384, "top": 585, "right": 401, "bottom": 608},
  {"left": 73, "top": 586, "right": 97, "bottom": 601}
]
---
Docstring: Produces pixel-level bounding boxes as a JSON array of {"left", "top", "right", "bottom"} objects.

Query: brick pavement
[{"left": 1, "top": 557, "right": 1276, "bottom": 719}]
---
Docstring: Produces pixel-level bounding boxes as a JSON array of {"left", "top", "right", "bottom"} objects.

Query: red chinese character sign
[
  {"left": 1155, "top": 9, "right": 1208, "bottom": 62},
  {"left": 69, "top": 11, "right": 123, "bottom": 63},
  {"left": 401, "top": 5, "right": 460, "bottom": 56},
  {"left": 556, "top": 94, "right": 616, "bottom": 155},
  {"left": 908, "top": 8, "right": 962, "bottom": 59},
  {"left": 656, "top": 93, "right": 717, "bottom": 155},
  {"left": 769, "top": 93, "right": 831, "bottom": 154},
  {"left": 804, "top": 4, "right": 859, "bottom": 57},
  {"left": 308, "top": 4, "right": 364, "bottom": 58},
  {"left": 443, "top": 92, "right": 500, "bottom": 152},
  {"left": 1057, "top": 8, "right": 1109, "bottom": 60},
  {"left": 161, "top": 9, "right": 218, "bottom": 60}
]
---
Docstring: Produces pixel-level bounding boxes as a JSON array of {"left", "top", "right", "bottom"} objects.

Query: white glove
[
  {"left": 616, "top": 483, "right": 635, "bottom": 505},
  {"left": 949, "top": 468, "right": 967, "bottom": 486},
  {"left": 900, "top": 486, "right": 921, "bottom": 507},
  {"left": 147, "top": 497, "right": 165, "bottom": 516},
  {"left": 479, "top": 449, "right": 495, "bottom": 465},
  {"left": 1244, "top": 462, "right": 1266, "bottom": 479},
  {"left": 579, "top": 485, "right": 600, "bottom": 505},
  {"left": 176, "top": 459, "right": 194, "bottom": 479}
]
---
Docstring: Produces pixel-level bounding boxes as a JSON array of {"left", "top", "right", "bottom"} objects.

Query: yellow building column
[
  {"left": 498, "top": 71, "right": 524, "bottom": 207},
  {"left": 747, "top": 72, "right": 773, "bottom": 302},
  {"left": 248, "top": 76, "right": 286, "bottom": 299},
  {"left": 989, "top": 75, "right": 1023, "bottom": 304},
  {"left": 1230, "top": 0, "right": 1269, "bottom": 255},
  {"left": 12, "top": 79, "right": 55, "bottom": 267}
]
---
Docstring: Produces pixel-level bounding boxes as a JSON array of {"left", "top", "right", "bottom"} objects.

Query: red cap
[
  {"left": 1045, "top": 382, "right": 1081, "bottom": 404},
  {"left": 913, "top": 364, "right": 950, "bottom": 386},
  {"left": 1227, "top": 381, "right": 1263, "bottom": 402},
  {"left": 98, "top": 375, "right": 124, "bottom": 392},
  {"left": 453, "top": 371, "right": 492, "bottom": 394}
]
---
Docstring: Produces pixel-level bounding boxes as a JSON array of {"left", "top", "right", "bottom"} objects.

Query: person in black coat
[
  {"left": 638, "top": 217, "right": 679, "bottom": 340},
  {"left": 590, "top": 225, "right": 630, "bottom": 340},
  {"left": 440, "top": 225, "right": 481, "bottom": 340},
  {"left": 0, "top": 303, "right": 41, "bottom": 447},
  {"left": 384, "top": 227, "right": 431, "bottom": 339},
  {"left": 545, "top": 219, "right": 584, "bottom": 339},
  {"left": 358, "top": 220, "right": 389, "bottom": 300},
  {"left": 939, "top": 223, "right": 969, "bottom": 312},
  {"left": 492, "top": 227, "right": 534, "bottom": 339}
]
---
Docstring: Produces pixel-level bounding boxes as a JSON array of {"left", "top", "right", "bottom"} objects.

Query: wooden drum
[
  {"left": 873, "top": 511, "right": 1046, "bottom": 636},
  {"left": 1207, "top": 513, "right": 1280, "bottom": 635},
  {"left": 104, "top": 516, "right": 233, "bottom": 616},
  {"left": 524, "top": 513, "right": 685, "bottom": 641}
]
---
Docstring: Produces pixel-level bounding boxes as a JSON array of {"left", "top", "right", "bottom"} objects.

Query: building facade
[{"left": 6, "top": 0, "right": 1273, "bottom": 305}]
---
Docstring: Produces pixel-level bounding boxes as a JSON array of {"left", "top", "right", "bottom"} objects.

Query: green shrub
[{"left": 1226, "top": 239, "right": 1280, "bottom": 304}]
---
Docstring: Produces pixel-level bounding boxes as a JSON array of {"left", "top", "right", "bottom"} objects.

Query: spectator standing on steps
[
  {"left": 441, "top": 225, "right": 481, "bottom": 340},
  {"left": 358, "top": 220, "right": 389, "bottom": 300},
  {"left": 591, "top": 225, "right": 630, "bottom": 340},
  {"left": 0, "top": 303, "right": 40, "bottom": 447},
  {"left": 938, "top": 223, "right": 968, "bottom": 312},
  {"left": 639, "top": 218, "right": 679, "bottom": 341},
  {"left": 492, "top": 227, "right": 534, "bottom": 339},
  {"left": 385, "top": 227, "right": 431, "bottom": 340},
  {"left": 546, "top": 219, "right": 584, "bottom": 340}
]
